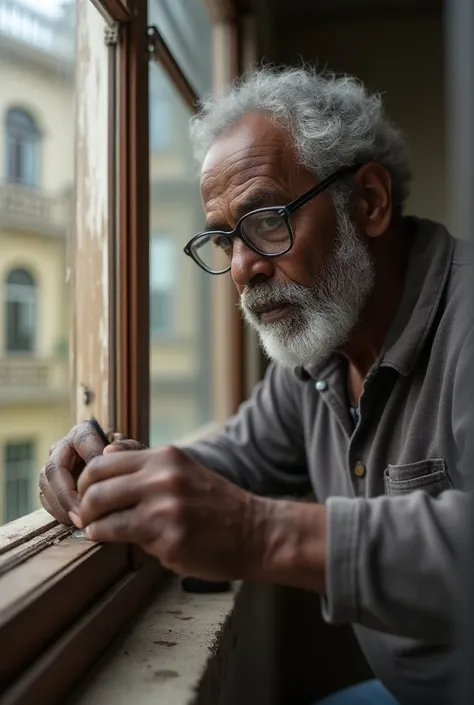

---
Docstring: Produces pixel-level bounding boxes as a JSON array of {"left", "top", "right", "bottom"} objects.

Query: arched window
[
  {"left": 5, "top": 269, "right": 37, "bottom": 353},
  {"left": 5, "top": 108, "right": 40, "bottom": 187}
]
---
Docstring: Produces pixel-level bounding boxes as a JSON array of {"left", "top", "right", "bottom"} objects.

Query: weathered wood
[
  {"left": 0, "top": 542, "right": 128, "bottom": 689},
  {"left": 73, "top": 0, "right": 111, "bottom": 427},
  {"left": 0, "top": 510, "right": 56, "bottom": 556},
  {"left": 1, "top": 560, "right": 166, "bottom": 705}
]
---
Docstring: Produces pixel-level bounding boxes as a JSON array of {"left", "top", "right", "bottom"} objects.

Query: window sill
[{"left": 70, "top": 577, "right": 238, "bottom": 705}]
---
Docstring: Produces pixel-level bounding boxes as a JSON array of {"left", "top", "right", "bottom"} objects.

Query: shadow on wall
[{"left": 196, "top": 583, "right": 371, "bottom": 705}]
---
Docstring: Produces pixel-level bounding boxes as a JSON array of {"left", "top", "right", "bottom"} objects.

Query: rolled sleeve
[
  {"left": 321, "top": 496, "right": 361, "bottom": 625},
  {"left": 321, "top": 491, "right": 466, "bottom": 642}
]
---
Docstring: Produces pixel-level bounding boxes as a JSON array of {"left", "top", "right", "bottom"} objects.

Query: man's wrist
[{"left": 248, "top": 496, "right": 327, "bottom": 593}]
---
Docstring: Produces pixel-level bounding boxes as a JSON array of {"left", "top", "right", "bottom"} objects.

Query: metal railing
[
  {"left": 0, "top": 0, "right": 75, "bottom": 62},
  {"left": 0, "top": 356, "right": 70, "bottom": 401}
]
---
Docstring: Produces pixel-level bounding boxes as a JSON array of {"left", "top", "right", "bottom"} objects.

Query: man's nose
[{"left": 230, "top": 238, "right": 275, "bottom": 289}]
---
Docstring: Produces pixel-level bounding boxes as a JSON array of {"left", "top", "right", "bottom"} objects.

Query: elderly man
[{"left": 39, "top": 67, "right": 471, "bottom": 704}]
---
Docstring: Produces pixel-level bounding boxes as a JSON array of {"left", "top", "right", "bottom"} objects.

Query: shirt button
[
  {"left": 354, "top": 462, "right": 366, "bottom": 478},
  {"left": 315, "top": 380, "right": 327, "bottom": 392}
]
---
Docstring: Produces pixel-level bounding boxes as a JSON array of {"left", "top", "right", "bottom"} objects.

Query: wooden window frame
[{"left": 0, "top": 0, "right": 247, "bottom": 702}]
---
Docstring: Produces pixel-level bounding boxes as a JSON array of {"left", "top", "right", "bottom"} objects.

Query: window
[
  {"left": 150, "top": 234, "right": 176, "bottom": 337},
  {"left": 4, "top": 268, "right": 37, "bottom": 353},
  {"left": 3, "top": 441, "right": 35, "bottom": 523},
  {"left": 149, "top": 57, "right": 214, "bottom": 445},
  {"left": 0, "top": 0, "right": 242, "bottom": 699},
  {"left": 0, "top": 0, "right": 75, "bottom": 529},
  {"left": 5, "top": 107, "right": 40, "bottom": 187},
  {"left": 149, "top": 64, "right": 172, "bottom": 151},
  {"left": 148, "top": 0, "right": 213, "bottom": 98}
]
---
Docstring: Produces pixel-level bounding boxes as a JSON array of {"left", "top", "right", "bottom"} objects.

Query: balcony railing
[
  {"left": 0, "top": 356, "right": 70, "bottom": 403},
  {"left": 0, "top": 0, "right": 75, "bottom": 63},
  {"left": 0, "top": 182, "right": 72, "bottom": 238}
]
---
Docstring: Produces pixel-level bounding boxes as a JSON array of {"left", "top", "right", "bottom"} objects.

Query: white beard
[{"left": 239, "top": 208, "right": 375, "bottom": 368}]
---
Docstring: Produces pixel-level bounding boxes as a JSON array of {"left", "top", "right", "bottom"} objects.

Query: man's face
[{"left": 200, "top": 112, "right": 375, "bottom": 367}]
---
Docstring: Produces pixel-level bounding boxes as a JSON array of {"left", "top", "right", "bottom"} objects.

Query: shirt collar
[
  {"left": 294, "top": 217, "right": 454, "bottom": 382},
  {"left": 379, "top": 217, "right": 454, "bottom": 376}
]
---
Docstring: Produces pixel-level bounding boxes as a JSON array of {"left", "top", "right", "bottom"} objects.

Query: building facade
[
  {"left": 0, "top": 0, "right": 75, "bottom": 523},
  {"left": 0, "top": 0, "right": 215, "bottom": 524}
]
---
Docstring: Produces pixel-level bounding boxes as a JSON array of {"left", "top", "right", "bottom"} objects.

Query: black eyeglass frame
[{"left": 183, "top": 163, "right": 362, "bottom": 275}]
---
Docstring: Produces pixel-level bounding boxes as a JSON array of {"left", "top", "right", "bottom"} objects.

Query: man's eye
[
  {"left": 212, "top": 235, "right": 231, "bottom": 250},
  {"left": 252, "top": 214, "right": 283, "bottom": 232}
]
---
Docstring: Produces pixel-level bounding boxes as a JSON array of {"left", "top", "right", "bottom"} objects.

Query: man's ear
[{"left": 352, "top": 162, "right": 393, "bottom": 238}]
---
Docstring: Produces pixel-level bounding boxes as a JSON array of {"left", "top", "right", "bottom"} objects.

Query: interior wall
[{"left": 273, "top": 13, "right": 448, "bottom": 229}]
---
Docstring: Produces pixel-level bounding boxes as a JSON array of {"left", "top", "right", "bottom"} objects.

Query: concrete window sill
[{"left": 70, "top": 578, "right": 238, "bottom": 705}]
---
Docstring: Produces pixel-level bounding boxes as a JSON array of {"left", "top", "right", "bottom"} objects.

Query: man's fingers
[
  {"left": 78, "top": 475, "right": 143, "bottom": 527},
  {"left": 77, "top": 450, "right": 147, "bottom": 497},
  {"left": 85, "top": 508, "right": 154, "bottom": 545},
  {"left": 106, "top": 438, "right": 147, "bottom": 452},
  {"left": 43, "top": 453, "right": 81, "bottom": 515},
  {"left": 39, "top": 474, "right": 74, "bottom": 525},
  {"left": 72, "top": 425, "right": 108, "bottom": 464}
]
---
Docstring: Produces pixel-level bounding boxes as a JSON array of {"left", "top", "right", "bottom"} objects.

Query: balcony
[
  {"left": 0, "top": 356, "right": 70, "bottom": 404},
  {"left": 0, "top": 0, "right": 75, "bottom": 67},
  {"left": 0, "top": 182, "right": 72, "bottom": 238}
]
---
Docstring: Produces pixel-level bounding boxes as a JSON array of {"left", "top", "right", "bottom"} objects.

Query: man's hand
[
  {"left": 75, "top": 446, "right": 274, "bottom": 581},
  {"left": 39, "top": 422, "right": 146, "bottom": 526}
]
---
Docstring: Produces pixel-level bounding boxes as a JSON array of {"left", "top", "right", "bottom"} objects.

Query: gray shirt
[{"left": 184, "top": 217, "right": 473, "bottom": 704}]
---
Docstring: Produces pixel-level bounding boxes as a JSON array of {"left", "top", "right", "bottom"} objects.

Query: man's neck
[{"left": 342, "top": 221, "right": 412, "bottom": 406}]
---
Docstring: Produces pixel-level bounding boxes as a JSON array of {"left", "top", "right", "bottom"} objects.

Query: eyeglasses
[{"left": 183, "top": 164, "right": 361, "bottom": 275}]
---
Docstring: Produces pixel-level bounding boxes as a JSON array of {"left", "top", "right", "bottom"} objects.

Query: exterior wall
[
  {"left": 0, "top": 0, "right": 74, "bottom": 524},
  {"left": 0, "top": 57, "right": 74, "bottom": 193},
  {"left": 0, "top": 403, "right": 71, "bottom": 517},
  {"left": 0, "top": 232, "right": 67, "bottom": 355},
  {"left": 274, "top": 12, "right": 447, "bottom": 228}
]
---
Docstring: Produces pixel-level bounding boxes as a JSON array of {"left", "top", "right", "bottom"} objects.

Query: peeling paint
[{"left": 74, "top": 0, "right": 110, "bottom": 424}]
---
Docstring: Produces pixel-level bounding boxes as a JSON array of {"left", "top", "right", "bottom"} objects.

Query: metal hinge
[
  {"left": 147, "top": 25, "right": 161, "bottom": 61},
  {"left": 104, "top": 23, "right": 120, "bottom": 46}
]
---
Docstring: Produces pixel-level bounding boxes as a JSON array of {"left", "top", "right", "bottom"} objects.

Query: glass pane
[
  {"left": 148, "top": 0, "right": 213, "bottom": 98},
  {"left": 149, "top": 60, "right": 214, "bottom": 444},
  {"left": 0, "top": 0, "right": 76, "bottom": 525}
]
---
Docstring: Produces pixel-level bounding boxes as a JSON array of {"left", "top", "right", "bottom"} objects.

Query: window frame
[{"left": 0, "top": 0, "right": 246, "bottom": 701}]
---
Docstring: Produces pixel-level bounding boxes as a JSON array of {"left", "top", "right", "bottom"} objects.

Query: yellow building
[
  {"left": 0, "top": 0, "right": 215, "bottom": 523},
  {"left": 0, "top": 0, "right": 76, "bottom": 523}
]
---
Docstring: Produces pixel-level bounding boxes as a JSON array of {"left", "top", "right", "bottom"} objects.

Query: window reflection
[
  {"left": 149, "top": 57, "right": 214, "bottom": 444},
  {"left": 148, "top": 0, "right": 212, "bottom": 98},
  {"left": 0, "top": 0, "right": 75, "bottom": 525}
]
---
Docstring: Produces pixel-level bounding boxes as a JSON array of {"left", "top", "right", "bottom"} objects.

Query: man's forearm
[{"left": 251, "top": 497, "right": 327, "bottom": 593}]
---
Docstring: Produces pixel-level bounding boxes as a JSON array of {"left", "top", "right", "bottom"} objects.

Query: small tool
[{"left": 88, "top": 417, "right": 111, "bottom": 447}]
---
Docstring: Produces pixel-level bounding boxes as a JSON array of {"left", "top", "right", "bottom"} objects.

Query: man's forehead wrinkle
[
  {"left": 202, "top": 150, "right": 289, "bottom": 206},
  {"left": 203, "top": 136, "right": 286, "bottom": 177}
]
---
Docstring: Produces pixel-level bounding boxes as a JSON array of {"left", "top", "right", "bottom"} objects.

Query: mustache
[{"left": 239, "top": 282, "right": 311, "bottom": 313}]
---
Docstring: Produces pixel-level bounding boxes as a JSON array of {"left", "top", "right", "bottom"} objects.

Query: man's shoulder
[{"left": 439, "top": 233, "right": 474, "bottom": 348}]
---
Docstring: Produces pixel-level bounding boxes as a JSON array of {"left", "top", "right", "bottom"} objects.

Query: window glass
[
  {"left": 5, "top": 268, "right": 37, "bottom": 352},
  {"left": 150, "top": 234, "right": 176, "bottom": 338},
  {"left": 4, "top": 440, "right": 36, "bottom": 522},
  {"left": 149, "top": 58, "right": 214, "bottom": 445},
  {"left": 149, "top": 68, "right": 172, "bottom": 151},
  {"left": 5, "top": 107, "right": 40, "bottom": 186},
  {"left": 148, "top": 0, "right": 213, "bottom": 98},
  {"left": 0, "top": 0, "right": 75, "bottom": 525}
]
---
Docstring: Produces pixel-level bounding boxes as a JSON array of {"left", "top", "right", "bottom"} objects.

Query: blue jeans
[{"left": 316, "top": 679, "right": 399, "bottom": 704}]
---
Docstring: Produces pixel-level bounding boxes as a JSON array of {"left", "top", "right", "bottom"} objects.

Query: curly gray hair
[{"left": 189, "top": 65, "right": 412, "bottom": 211}]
